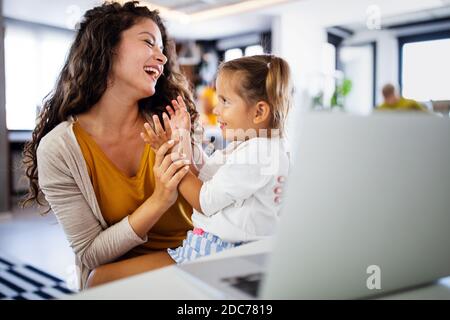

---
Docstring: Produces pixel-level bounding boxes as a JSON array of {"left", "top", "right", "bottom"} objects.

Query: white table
[{"left": 69, "top": 239, "right": 450, "bottom": 300}]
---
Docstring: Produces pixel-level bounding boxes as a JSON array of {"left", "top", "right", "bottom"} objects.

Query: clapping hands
[{"left": 141, "top": 95, "right": 191, "bottom": 151}]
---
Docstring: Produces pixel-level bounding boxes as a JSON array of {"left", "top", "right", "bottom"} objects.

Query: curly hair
[{"left": 22, "top": 1, "right": 199, "bottom": 208}]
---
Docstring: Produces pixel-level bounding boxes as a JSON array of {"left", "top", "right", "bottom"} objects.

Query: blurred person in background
[
  {"left": 376, "top": 83, "right": 428, "bottom": 112},
  {"left": 199, "top": 86, "right": 218, "bottom": 127}
]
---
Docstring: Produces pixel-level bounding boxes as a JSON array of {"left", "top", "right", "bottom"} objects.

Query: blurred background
[{"left": 0, "top": 0, "right": 449, "bottom": 288}]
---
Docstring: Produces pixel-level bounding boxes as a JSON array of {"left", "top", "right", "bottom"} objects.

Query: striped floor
[{"left": 0, "top": 252, "right": 74, "bottom": 300}]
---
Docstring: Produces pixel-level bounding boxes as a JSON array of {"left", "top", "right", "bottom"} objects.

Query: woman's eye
[{"left": 145, "top": 40, "right": 154, "bottom": 47}]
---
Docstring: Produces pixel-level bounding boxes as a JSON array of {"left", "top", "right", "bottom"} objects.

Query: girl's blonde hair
[{"left": 218, "top": 54, "right": 293, "bottom": 135}]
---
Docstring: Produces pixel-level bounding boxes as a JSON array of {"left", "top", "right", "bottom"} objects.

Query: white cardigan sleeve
[{"left": 37, "top": 141, "right": 147, "bottom": 270}]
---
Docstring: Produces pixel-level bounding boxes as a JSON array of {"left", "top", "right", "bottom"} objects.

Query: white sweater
[{"left": 192, "top": 137, "right": 290, "bottom": 243}]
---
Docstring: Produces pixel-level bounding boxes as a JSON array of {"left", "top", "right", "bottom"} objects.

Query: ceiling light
[{"left": 141, "top": 0, "right": 294, "bottom": 23}]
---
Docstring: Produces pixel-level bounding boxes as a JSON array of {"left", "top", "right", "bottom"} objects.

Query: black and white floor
[{"left": 0, "top": 252, "right": 74, "bottom": 300}]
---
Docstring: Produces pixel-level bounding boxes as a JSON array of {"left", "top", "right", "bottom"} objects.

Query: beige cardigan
[{"left": 37, "top": 118, "right": 148, "bottom": 290}]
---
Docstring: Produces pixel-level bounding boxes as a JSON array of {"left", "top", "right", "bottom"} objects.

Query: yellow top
[
  {"left": 73, "top": 121, "right": 193, "bottom": 251},
  {"left": 377, "top": 97, "right": 427, "bottom": 112}
]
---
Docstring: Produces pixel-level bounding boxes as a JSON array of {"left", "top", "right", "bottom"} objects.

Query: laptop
[{"left": 177, "top": 112, "right": 450, "bottom": 299}]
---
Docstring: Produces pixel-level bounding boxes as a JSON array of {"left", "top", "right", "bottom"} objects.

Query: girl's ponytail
[{"left": 265, "top": 56, "right": 293, "bottom": 134}]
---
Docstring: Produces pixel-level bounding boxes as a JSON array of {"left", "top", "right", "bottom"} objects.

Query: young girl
[{"left": 142, "top": 54, "right": 293, "bottom": 263}]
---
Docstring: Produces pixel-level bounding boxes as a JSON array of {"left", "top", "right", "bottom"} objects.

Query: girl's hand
[
  {"left": 166, "top": 96, "right": 194, "bottom": 169},
  {"left": 151, "top": 140, "right": 190, "bottom": 211},
  {"left": 274, "top": 176, "right": 286, "bottom": 204},
  {"left": 166, "top": 96, "right": 191, "bottom": 133},
  {"left": 141, "top": 112, "right": 173, "bottom": 152}
]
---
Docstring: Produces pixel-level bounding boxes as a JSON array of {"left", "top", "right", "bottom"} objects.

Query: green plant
[
  {"left": 331, "top": 78, "right": 352, "bottom": 109},
  {"left": 312, "top": 91, "right": 324, "bottom": 109}
]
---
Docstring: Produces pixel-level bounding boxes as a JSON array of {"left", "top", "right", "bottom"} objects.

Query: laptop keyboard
[{"left": 221, "top": 273, "right": 264, "bottom": 298}]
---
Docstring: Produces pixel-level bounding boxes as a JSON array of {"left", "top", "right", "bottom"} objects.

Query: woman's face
[{"left": 111, "top": 18, "right": 167, "bottom": 99}]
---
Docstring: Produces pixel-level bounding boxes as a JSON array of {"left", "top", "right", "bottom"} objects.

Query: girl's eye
[{"left": 145, "top": 40, "right": 154, "bottom": 47}]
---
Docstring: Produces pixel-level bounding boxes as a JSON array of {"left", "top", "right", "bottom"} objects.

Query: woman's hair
[
  {"left": 217, "top": 54, "right": 293, "bottom": 135},
  {"left": 22, "top": 1, "right": 198, "bottom": 207}
]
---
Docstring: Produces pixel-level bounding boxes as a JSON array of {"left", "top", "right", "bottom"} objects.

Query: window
[
  {"left": 224, "top": 48, "right": 243, "bottom": 62},
  {"left": 224, "top": 44, "right": 264, "bottom": 62},
  {"left": 244, "top": 45, "right": 263, "bottom": 56},
  {"left": 5, "top": 21, "right": 74, "bottom": 130},
  {"left": 322, "top": 42, "right": 336, "bottom": 75},
  {"left": 401, "top": 37, "right": 450, "bottom": 101}
]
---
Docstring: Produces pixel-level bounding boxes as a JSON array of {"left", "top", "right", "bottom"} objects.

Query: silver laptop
[{"left": 177, "top": 112, "right": 450, "bottom": 299}]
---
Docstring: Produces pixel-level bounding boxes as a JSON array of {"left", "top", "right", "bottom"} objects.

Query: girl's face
[
  {"left": 214, "top": 71, "right": 258, "bottom": 141},
  {"left": 111, "top": 18, "right": 167, "bottom": 99}
]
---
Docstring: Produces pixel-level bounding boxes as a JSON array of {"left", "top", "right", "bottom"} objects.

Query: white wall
[
  {"left": 343, "top": 29, "right": 399, "bottom": 106},
  {"left": 271, "top": 10, "right": 327, "bottom": 141},
  {"left": 266, "top": 0, "right": 447, "bottom": 27},
  {"left": 340, "top": 45, "right": 374, "bottom": 114},
  {"left": 0, "top": 0, "right": 10, "bottom": 213},
  {"left": 375, "top": 32, "right": 398, "bottom": 105}
]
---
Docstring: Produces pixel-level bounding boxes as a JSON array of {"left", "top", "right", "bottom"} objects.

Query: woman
[
  {"left": 23, "top": 1, "right": 283, "bottom": 290},
  {"left": 23, "top": 1, "right": 198, "bottom": 290}
]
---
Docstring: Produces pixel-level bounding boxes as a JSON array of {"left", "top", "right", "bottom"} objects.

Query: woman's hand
[
  {"left": 150, "top": 140, "right": 190, "bottom": 211},
  {"left": 274, "top": 176, "right": 286, "bottom": 204},
  {"left": 128, "top": 140, "right": 190, "bottom": 239}
]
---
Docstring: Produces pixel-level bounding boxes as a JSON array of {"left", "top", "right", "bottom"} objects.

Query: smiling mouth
[
  {"left": 143, "top": 66, "right": 161, "bottom": 81},
  {"left": 219, "top": 121, "right": 227, "bottom": 129}
]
